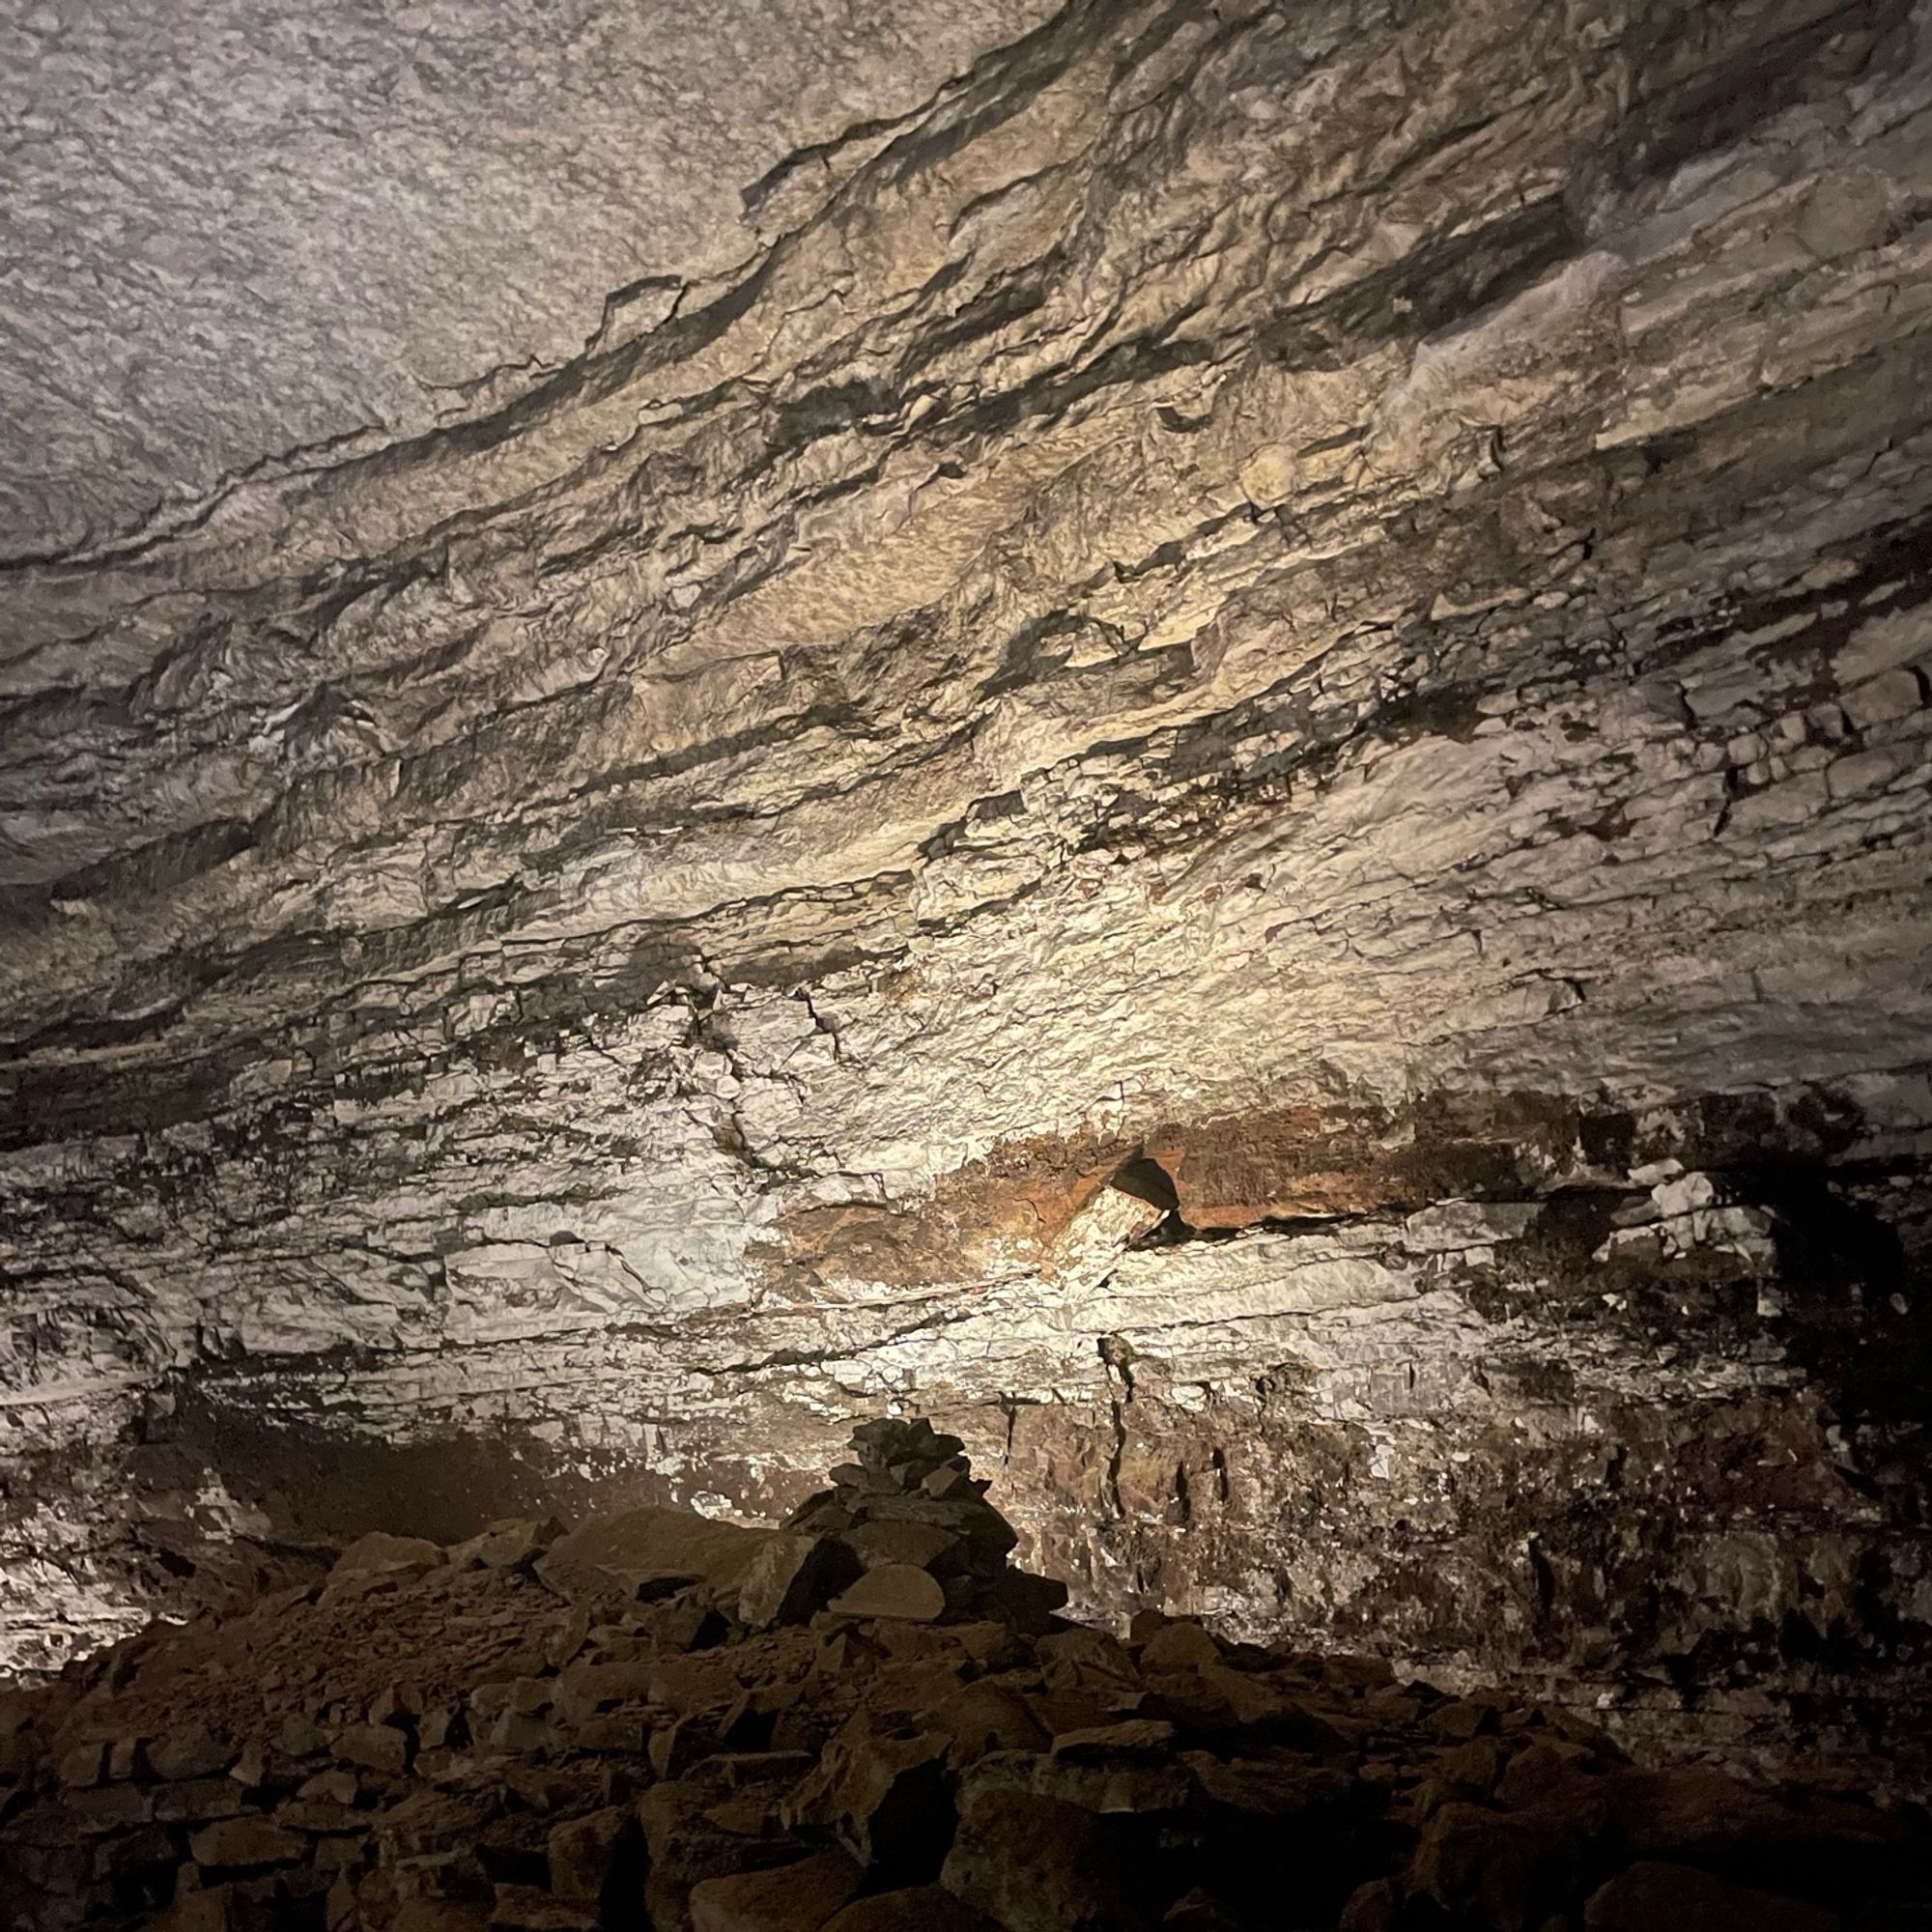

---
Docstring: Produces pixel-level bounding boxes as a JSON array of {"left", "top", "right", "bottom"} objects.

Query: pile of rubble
[
  {"left": 772, "top": 1418, "right": 1058, "bottom": 1631},
  {"left": 1, "top": 1423, "right": 1926, "bottom": 1932}
]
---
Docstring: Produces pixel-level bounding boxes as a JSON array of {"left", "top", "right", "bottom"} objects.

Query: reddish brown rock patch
[
  {"left": 759, "top": 1093, "right": 1590, "bottom": 1282},
  {"left": 754, "top": 1127, "right": 1132, "bottom": 1289},
  {"left": 1147, "top": 1093, "right": 1584, "bottom": 1227}
]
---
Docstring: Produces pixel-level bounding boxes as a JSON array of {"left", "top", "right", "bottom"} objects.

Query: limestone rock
[
  {"left": 820, "top": 1890, "right": 1001, "bottom": 1932},
  {"left": 0, "top": 0, "right": 1930, "bottom": 1800},
  {"left": 1338, "top": 1883, "right": 1401, "bottom": 1932},
  {"left": 450, "top": 1520, "right": 565, "bottom": 1574},
  {"left": 1583, "top": 1862, "right": 1838, "bottom": 1932},
  {"left": 329, "top": 1532, "right": 443, "bottom": 1583},
  {"left": 1408, "top": 1802, "right": 1588, "bottom": 1932},
  {"left": 639, "top": 1754, "right": 814, "bottom": 1932},
  {"left": 332, "top": 1721, "right": 410, "bottom": 1776},
  {"left": 489, "top": 1887, "right": 599, "bottom": 1932},
  {"left": 187, "top": 1815, "right": 305, "bottom": 1872},
  {"left": 688, "top": 1849, "right": 866, "bottom": 1932},
  {"left": 842, "top": 1521, "right": 962, "bottom": 1575},
  {"left": 790, "top": 1717, "right": 952, "bottom": 1881},
  {"left": 547, "top": 1805, "right": 639, "bottom": 1903},
  {"left": 536, "top": 1510, "right": 773, "bottom": 1608},
  {"left": 149, "top": 1723, "right": 236, "bottom": 1777},
  {"left": 735, "top": 1536, "right": 861, "bottom": 1631},
  {"left": 1052, "top": 1719, "right": 1179, "bottom": 1761},
  {"left": 925, "top": 1683, "right": 1050, "bottom": 1765},
  {"left": 942, "top": 1788, "right": 1162, "bottom": 1932},
  {"left": 0, "top": 1514, "right": 1915, "bottom": 1932},
  {"left": 1607, "top": 1767, "right": 1912, "bottom": 1878},
  {"left": 826, "top": 1566, "right": 948, "bottom": 1624}
]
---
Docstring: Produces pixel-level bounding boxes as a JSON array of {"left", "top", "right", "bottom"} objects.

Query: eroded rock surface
[
  {"left": 0, "top": 0, "right": 1056, "bottom": 557},
  {"left": 2, "top": 0, "right": 1931, "bottom": 1776}
]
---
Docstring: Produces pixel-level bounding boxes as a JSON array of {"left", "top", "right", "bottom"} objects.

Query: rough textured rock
[
  {"left": 0, "top": 0, "right": 1054, "bottom": 556},
  {"left": 3, "top": 1463, "right": 1923, "bottom": 1930},
  {"left": 1583, "top": 1861, "right": 1841, "bottom": 1932},
  {"left": 1, "top": 0, "right": 1930, "bottom": 1786}
]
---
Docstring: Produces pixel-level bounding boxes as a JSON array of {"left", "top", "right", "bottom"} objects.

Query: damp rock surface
[{"left": 0, "top": 0, "right": 1929, "bottom": 1783}]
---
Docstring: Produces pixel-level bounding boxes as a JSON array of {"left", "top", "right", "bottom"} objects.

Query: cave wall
[{"left": 3, "top": 0, "right": 1931, "bottom": 1765}]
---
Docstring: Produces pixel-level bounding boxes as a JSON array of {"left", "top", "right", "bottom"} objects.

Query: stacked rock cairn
[{"left": 758, "top": 1417, "right": 1065, "bottom": 1631}]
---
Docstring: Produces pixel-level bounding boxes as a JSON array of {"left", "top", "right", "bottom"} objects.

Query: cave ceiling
[{"left": 1, "top": 0, "right": 1930, "bottom": 1755}]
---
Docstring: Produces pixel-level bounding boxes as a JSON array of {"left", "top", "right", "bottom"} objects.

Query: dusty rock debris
[{"left": 2, "top": 1426, "right": 1927, "bottom": 1931}]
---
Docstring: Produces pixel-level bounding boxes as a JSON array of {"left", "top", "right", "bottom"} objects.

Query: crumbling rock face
[
  {"left": 2, "top": 1431, "right": 1927, "bottom": 1930},
  {"left": 1, "top": 0, "right": 1931, "bottom": 1778}
]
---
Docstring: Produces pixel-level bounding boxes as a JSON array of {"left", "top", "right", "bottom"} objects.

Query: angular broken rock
[
  {"left": 329, "top": 1530, "right": 443, "bottom": 1583},
  {"left": 1339, "top": 1881, "right": 1401, "bottom": 1932},
  {"left": 188, "top": 1814, "right": 305, "bottom": 1871},
  {"left": 942, "top": 1788, "right": 1161, "bottom": 1932},
  {"left": 790, "top": 1716, "right": 953, "bottom": 1882},
  {"left": 158, "top": 1888, "right": 267, "bottom": 1932},
  {"left": 865, "top": 1495, "right": 1017, "bottom": 1562},
  {"left": 488, "top": 1884, "right": 599, "bottom": 1932},
  {"left": 979, "top": 1569, "right": 1069, "bottom": 1634},
  {"left": 554, "top": 1657, "right": 655, "bottom": 1728},
  {"left": 925, "top": 1682, "right": 1051, "bottom": 1764},
  {"left": 449, "top": 1517, "right": 565, "bottom": 1573},
  {"left": 821, "top": 1888, "right": 1001, "bottom": 1932},
  {"left": 826, "top": 1564, "right": 947, "bottom": 1622},
  {"left": 1408, "top": 1800, "right": 1585, "bottom": 1932},
  {"left": 547, "top": 1804, "right": 639, "bottom": 1902},
  {"left": 842, "top": 1519, "right": 962, "bottom": 1573},
  {"left": 387, "top": 1904, "right": 496, "bottom": 1932},
  {"left": 1138, "top": 1622, "right": 1224, "bottom": 1673},
  {"left": 54, "top": 1738, "right": 108, "bottom": 1786},
  {"left": 1162, "top": 1891, "right": 1252, "bottom": 1932},
  {"left": 1052, "top": 1719, "right": 1179, "bottom": 1760},
  {"left": 1182, "top": 1753, "right": 1374, "bottom": 1922},
  {"left": 639, "top": 1754, "right": 814, "bottom": 1931},
  {"left": 471, "top": 1675, "right": 552, "bottom": 1721},
  {"left": 155, "top": 1777, "right": 250, "bottom": 1825},
  {"left": 4, "top": 1418, "right": 1927, "bottom": 1932},
  {"left": 276, "top": 1712, "right": 329, "bottom": 1757},
  {"left": 70, "top": 1779, "right": 153, "bottom": 1830},
  {"left": 536, "top": 1508, "right": 773, "bottom": 1606},
  {"left": 781, "top": 1420, "right": 1027, "bottom": 1624},
  {"left": 1583, "top": 1861, "right": 1838, "bottom": 1932},
  {"left": 960, "top": 1742, "right": 1194, "bottom": 1819},
  {"left": 1606, "top": 1766, "right": 1913, "bottom": 1881},
  {"left": 778, "top": 1492, "right": 854, "bottom": 1539},
  {"left": 333, "top": 1720, "right": 411, "bottom": 1775},
  {"left": 735, "top": 1534, "right": 861, "bottom": 1629},
  {"left": 688, "top": 1847, "right": 866, "bottom": 1932},
  {"left": 148, "top": 1723, "right": 236, "bottom": 1781},
  {"left": 922, "top": 1467, "right": 981, "bottom": 1501}
]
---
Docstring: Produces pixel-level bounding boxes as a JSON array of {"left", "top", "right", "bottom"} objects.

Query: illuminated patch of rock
[{"left": 0, "top": 0, "right": 1929, "bottom": 1782}]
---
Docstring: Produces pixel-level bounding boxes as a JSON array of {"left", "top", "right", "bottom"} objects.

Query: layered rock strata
[
  {"left": 1, "top": 0, "right": 1930, "bottom": 1775},
  {"left": 1, "top": 1435, "right": 1926, "bottom": 1931}
]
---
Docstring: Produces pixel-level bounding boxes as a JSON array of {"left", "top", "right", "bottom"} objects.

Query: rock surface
[
  {"left": 0, "top": 0, "right": 1930, "bottom": 1783},
  {"left": 0, "top": 0, "right": 1054, "bottom": 556},
  {"left": 2, "top": 1436, "right": 1925, "bottom": 1930}
]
